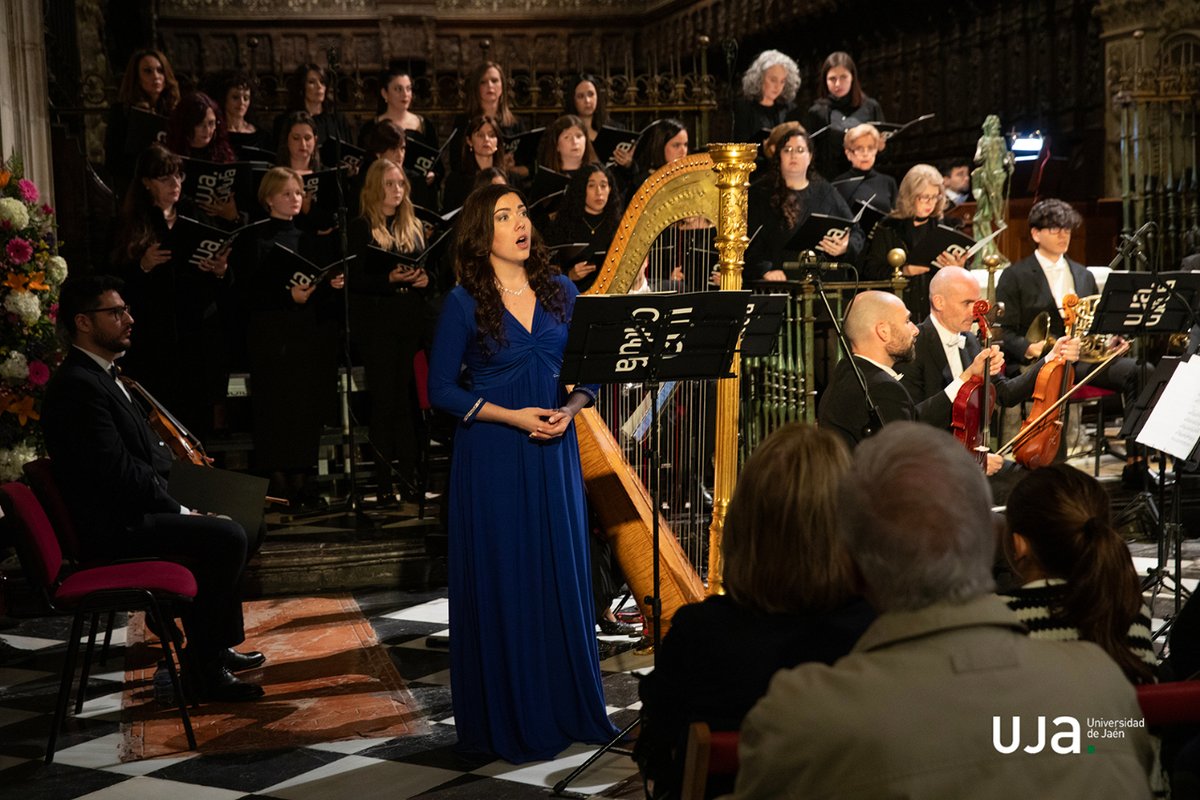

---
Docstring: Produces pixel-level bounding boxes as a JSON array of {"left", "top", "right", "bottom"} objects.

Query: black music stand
[{"left": 551, "top": 290, "right": 784, "bottom": 797}]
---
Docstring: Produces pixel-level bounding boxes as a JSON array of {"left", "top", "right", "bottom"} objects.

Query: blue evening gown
[{"left": 428, "top": 274, "right": 618, "bottom": 763}]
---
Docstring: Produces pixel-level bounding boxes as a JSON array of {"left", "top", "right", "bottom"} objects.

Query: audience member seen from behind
[
  {"left": 729, "top": 423, "right": 1154, "bottom": 800},
  {"left": 1003, "top": 464, "right": 1157, "bottom": 684},
  {"left": 636, "top": 423, "right": 873, "bottom": 799}
]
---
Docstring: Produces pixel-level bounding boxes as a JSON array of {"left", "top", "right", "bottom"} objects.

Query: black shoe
[
  {"left": 598, "top": 618, "right": 641, "bottom": 637},
  {"left": 222, "top": 648, "right": 266, "bottom": 672},
  {"left": 199, "top": 666, "right": 264, "bottom": 702}
]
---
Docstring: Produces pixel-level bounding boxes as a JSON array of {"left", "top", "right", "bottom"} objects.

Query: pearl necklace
[{"left": 497, "top": 280, "right": 529, "bottom": 297}]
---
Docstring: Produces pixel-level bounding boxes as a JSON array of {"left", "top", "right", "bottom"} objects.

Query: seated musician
[
  {"left": 995, "top": 198, "right": 1149, "bottom": 487},
  {"left": 896, "top": 266, "right": 1080, "bottom": 477},
  {"left": 41, "top": 275, "right": 265, "bottom": 702},
  {"left": 816, "top": 290, "right": 997, "bottom": 448},
  {"left": 634, "top": 424, "right": 873, "bottom": 799}
]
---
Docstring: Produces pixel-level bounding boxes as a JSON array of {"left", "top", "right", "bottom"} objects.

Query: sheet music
[{"left": 1137, "top": 357, "right": 1200, "bottom": 460}]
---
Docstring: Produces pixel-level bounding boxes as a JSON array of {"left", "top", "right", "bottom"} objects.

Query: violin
[
  {"left": 119, "top": 374, "right": 211, "bottom": 467},
  {"left": 1009, "top": 295, "right": 1079, "bottom": 470},
  {"left": 951, "top": 299, "right": 995, "bottom": 470}
]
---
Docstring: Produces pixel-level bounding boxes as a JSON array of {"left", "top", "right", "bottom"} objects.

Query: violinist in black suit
[
  {"left": 995, "top": 199, "right": 1148, "bottom": 486},
  {"left": 41, "top": 275, "right": 264, "bottom": 701},
  {"left": 817, "top": 290, "right": 996, "bottom": 449}
]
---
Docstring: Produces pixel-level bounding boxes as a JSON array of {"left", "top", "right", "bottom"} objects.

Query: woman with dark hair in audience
[
  {"left": 105, "top": 48, "right": 182, "bottom": 197},
  {"left": 542, "top": 163, "right": 620, "bottom": 292},
  {"left": 743, "top": 125, "right": 862, "bottom": 282},
  {"left": 428, "top": 183, "right": 617, "bottom": 762},
  {"left": 833, "top": 122, "right": 897, "bottom": 213},
  {"left": 165, "top": 92, "right": 240, "bottom": 223},
  {"left": 361, "top": 66, "right": 440, "bottom": 206},
  {"left": 441, "top": 115, "right": 505, "bottom": 213},
  {"left": 234, "top": 166, "right": 343, "bottom": 511},
  {"left": 273, "top": 63, "right": 350, "bottom": 147},
  {"left": 1002, "top": 464, "right": 1157, "bottom": 684},
  {"left": 211, "top": 71, "right": 271, "bottom": 157},
  {"left": 111, "top": 143, "right": 230, "bottom": 439},
  {"left": 347, "top": 159, "right": 428, "bottom": 500},
  {"left": 789, "top": 51, "right": 884, "bottom": 181},
  {"left": 733, "top": 50, "right": 801, "bottom": 147},
  {"left": 862, "top": 163, "right": 965, "bottom": 320},
  {"left": 635, "top": 423, "right": 874, "bottom": 798}
]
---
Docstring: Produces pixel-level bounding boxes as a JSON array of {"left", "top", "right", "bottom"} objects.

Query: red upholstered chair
[
  {"left": 680, "top": 721, "right": 741, "bottom": 800},
  {"left": 0, "top": 482, "right": 198, "bottom": 762},
  {"left": 1069, "top": 385, "right": 1118, "bottom": 476},
  {"left": 1137, "top": 682, "right": 1200, "bottom": 727}
]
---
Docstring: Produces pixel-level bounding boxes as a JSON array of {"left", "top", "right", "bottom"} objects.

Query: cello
[{"left": 951, "top": 299, "right": 996, "bottom": 470}]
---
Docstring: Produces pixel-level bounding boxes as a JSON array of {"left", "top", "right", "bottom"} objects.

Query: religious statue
[{"left": 971, "top": 114, "right": 1014, "bottom": 267}]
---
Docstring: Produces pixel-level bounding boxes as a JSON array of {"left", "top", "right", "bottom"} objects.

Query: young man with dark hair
[{"left": 42, "top": 274, "right": 265, "bottom": 701}]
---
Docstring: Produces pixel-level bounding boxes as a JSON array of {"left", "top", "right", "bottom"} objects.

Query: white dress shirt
[{"left": 1034, "top": 249, "right": 1075, "bottom": 313}]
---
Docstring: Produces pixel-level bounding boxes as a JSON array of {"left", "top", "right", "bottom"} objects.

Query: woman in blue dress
[{"left": 428, "top": 183, "right": 618, "bottom": 763}]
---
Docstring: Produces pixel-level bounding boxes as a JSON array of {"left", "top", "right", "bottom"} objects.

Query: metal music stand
[
  {"left": 551, "top": 289, "right": 784, "bottom": 797},
  {"left": 1098, "top": 271, "right": 1200, "bottom": 635}
]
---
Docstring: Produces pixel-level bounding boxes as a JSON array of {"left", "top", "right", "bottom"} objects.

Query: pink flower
[
  {"left": 17, "top": 179, "right": 39, "bottom": 204},
  {"left": 48, "top": 302, "right": 58, "bottom": 321},
  {"left": 27, "top": 360, "right": 50, "bottom": 386},
  {"left": 41, "top": 204, "right": 53, "bottom": 215},
  {"left": 6, "top": 237, "right": 33, "bottom": 264}
]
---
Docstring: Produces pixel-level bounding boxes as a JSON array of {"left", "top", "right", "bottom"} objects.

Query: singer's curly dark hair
[{"left": 454, "top": 184, "right": 565, "bottom": 356}]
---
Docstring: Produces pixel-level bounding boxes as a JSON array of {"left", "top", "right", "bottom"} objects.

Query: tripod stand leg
[{"left": 551, "top": 717, "right": 639, "bottom": 797}]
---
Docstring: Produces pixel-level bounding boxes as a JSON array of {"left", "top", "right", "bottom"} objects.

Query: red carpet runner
[{"left": 120, "top": 594, "right": 426, "bottom": 759}]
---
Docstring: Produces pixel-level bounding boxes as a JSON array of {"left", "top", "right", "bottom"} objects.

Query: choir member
[
  {"left": 535, "top": 115, "right": 599, "bottom": 175},
  {"left": 789, "top": 51, "right": 884, "bottom": 181},
  {"left": 360, "top": 66, "right": 440, "bottom": 207},
  {"left": 105, "top": 48, "right": 181, "bottom": 198},
  {"left": 442, "top": 115, "right": 504, "bottom": 214},
  {"left": 211, "top": 71, "right": 271, "bottom": 157},
  {"left": 733, "top": 50, "right": 801, "bottom": 147},
  {"left": 542, "top": 163, "right": 622, "bottom": 292},
  {"left": 273, "top": 63, "right": 351, "bottom": 148},
  {"left": 833, "top": 122, "right": 897, "bottom": 214}
]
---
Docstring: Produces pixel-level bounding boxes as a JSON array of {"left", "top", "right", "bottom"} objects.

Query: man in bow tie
[
  {"left": 41, "top": 275, "right": 265, "bottom": 702},
  {"left": 818, "top": 289, "right": 997, "bottom": 449}
]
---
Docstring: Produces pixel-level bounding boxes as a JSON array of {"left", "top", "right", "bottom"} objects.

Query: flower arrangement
[{"left": 0, "top": 154, "right": 66, "bottom": 481}]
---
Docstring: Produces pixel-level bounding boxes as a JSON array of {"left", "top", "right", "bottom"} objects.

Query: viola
[
  {"left": 118, "top": 374, "right": 211, "bottom": 467},
  {"left": 1009, "top": 295, "right": 1078, "bottom": 470},
  {"left": 951, "top": 299, "right": 995, "bottom": 470}
]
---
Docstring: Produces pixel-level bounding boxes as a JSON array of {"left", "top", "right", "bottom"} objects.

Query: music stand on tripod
[
  {"left": 551, "top": 289, "right": 785, "bottom": 797},
  {"left": 1096, "top": 271, "right": 1200, "bottom": 633}
]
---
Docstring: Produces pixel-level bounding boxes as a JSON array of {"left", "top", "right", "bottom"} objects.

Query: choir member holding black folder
[
  {"left": 542, "top": 164, "right": 621, "bottom": 292},
  {"left": 832, "top": 123, "right": 897, "bottom": 214},
  {"left": 105, "top": 48, "right": 180, "bottom": 198},
  {"left": 359, "top": 67, "right": 443, "bottom": 209},
  {"left": 347, "top": 159, "right": 433, "bottom": 500},
  {"left": 442, "top": 115, "right": 504, "bottom": 214},
  {"left": 272, "top": 63, "right": 351, "bottom": 149},
  {"left": 275, "top": 111, "right": 341, "bottom": 235},
  {"left": 744, "top": 126, "right": 863, "bottom": 283},
  {"left": 210, "top": 71, "right": 271, "bottom": 158},
  {"left": 111, "top": 144, "right": 231, "bottom": 439},
  {"left": 862, "top": 163, "right": 970, "bottom": 321},
  {"left": 233, "top": 167, "right": 345, "bottom": 511}
]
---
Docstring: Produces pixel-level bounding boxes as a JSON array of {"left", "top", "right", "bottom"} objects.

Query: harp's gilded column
[{"left": 707, "top": 143, "right": 757, "bottom": 595}]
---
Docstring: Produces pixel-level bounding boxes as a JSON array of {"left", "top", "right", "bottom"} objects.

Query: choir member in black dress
[
  {"left": 453, "top": 62, "right": 527, "bottom": 179},
  {"left": 541, "top": 163, "right": 621, "bottom": 292},
  {"left": 863, "top": 163, "right": 966, "bottom": 320},
  {"left": 442, "top": 115, "right": 504, "bottom": 214},
  {"left": 110, "top": 143, "right": 230, "bottom": 439},
  {"left": 788, "top": 51, "right": 884, "bottom": 181},
  {"left": 210, "top": 71, "right": 271, "bottom": 157},
  {"left": 833, "top": 122, "right": 897, "bottom": 213},
  {"left": 359, "top": 67, "right": 440, "bottom": 209},
  {"left": 635, "top": 424, "right": 873, "bottom": 798},
  {"left": 630, "top": 118, "right": 693, "bottom": 287},
  {"left": 105, "top": 48, "right": 181, "bottom": 198},
  {"left": 166, "top": 91, "right": 240, "bottom": 223},
  {"left": 733, "top": 50, "right": 801, "bottom": 150},
  {"left": 275, "top": 111, "right": 336, "bottom": 234},
  {"left": 744, "top": 126, "right": 863, "bottom": 282},
  {"left": 347, "top": 158, "right": 429, "bottom": 498},
  {"left": 236, "top": 167, "right": 344, "bottom": 510},
  {"left": 564, "top": 74, "right": 634, "bottom": 173},
  {"left": 535, "top": 115, "right": 599, "bottom": 175},
  {"left": 273, "top": 63, "right": 351, "bottom": 148}
]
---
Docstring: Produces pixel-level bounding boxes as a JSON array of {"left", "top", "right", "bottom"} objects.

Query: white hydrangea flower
[
  {"left": 46, "top": 254, "right": 68, "bottom": 285},
  {"left": 0, "top": 350, "right": 29, "bottom": 381},
  {"left": 0, "top": 443, "right": 37, "bottom": 482},
  {"left": 3, "top": 289, "right": 42, "bottom": 326},
  {"left": 0, "top": 197, "right": 30, "bottom": 231}
]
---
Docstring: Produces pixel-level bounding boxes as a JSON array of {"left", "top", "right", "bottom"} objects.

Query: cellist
[
  {"left": 996, "top": 199, "right": 1148, "bottom": 488},
  {"left": 898, "top": 268, "right": 1079, "bottom": 490}
]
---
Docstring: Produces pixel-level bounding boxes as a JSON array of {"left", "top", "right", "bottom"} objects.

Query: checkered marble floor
[{"left": 0, "top": 589, "right": 651, "bottom": 800}]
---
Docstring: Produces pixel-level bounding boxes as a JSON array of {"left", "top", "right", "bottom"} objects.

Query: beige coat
[{"left": 724, "top": 595, "right": 1153, "bottom": 800}]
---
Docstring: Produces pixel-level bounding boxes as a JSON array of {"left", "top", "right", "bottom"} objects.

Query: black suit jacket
[
  {"left": 41, "top": 347, "right": 180, "bottom": 555},
  {"left": 995, "top": 253, "right": 1097, "bottom": 367},
  {"left": 898, "top": 317, "right": 1043, "bottom": 417},
  {"left": 817, "top": 355, "right": 952, "bottom": 448}
]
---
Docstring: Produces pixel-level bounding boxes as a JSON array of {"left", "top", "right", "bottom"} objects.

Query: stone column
[{"left": 0, "top": 0, "right": 55, "bottom": 203}]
